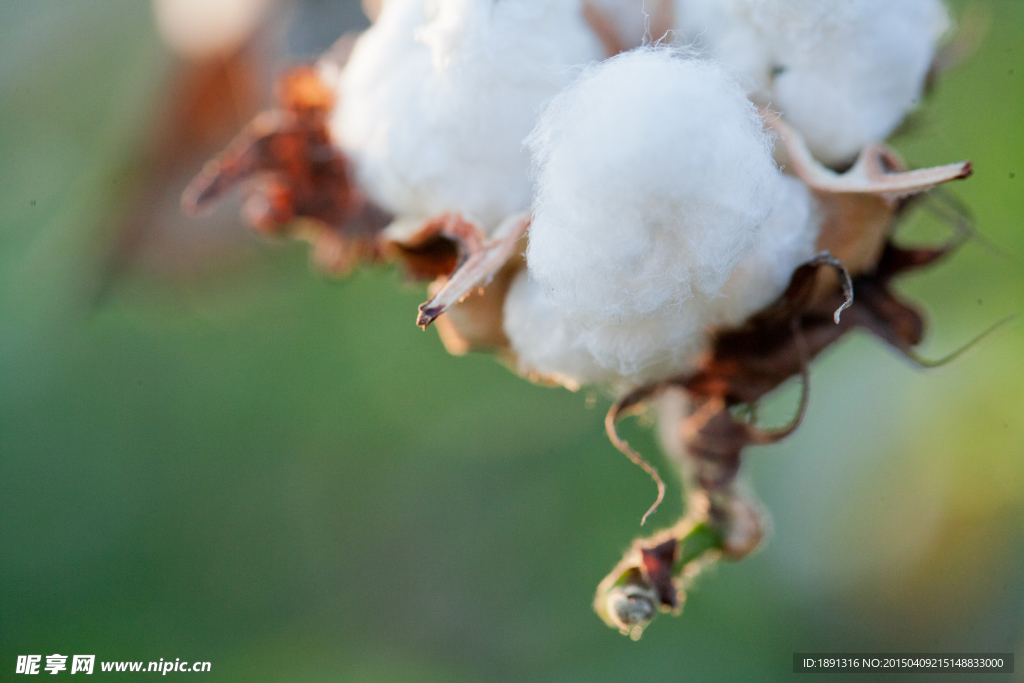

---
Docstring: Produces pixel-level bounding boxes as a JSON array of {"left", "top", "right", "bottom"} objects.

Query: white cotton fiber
[
  {"left": 503, "top": 269, "right": 709, "bottom": 387},
  {"left": 331, "top": 0, "right": 604, "bottom": 232},
  {"left": 505, "top": 178, "right": 816, "bottom": 386},
  {"left": 502, "top": 270, "right": 616, "bottom": 388},
  {"left": 506, "top": 49, "right": 819, "bottom": 387},
  {"left": 525, "top": 48, "right": 779, "bottom": 321},
  {"left": 574, "top": 176, "right": 818, "bottom": 381},
  {"left": 712, "top": 174, "right": 819, "bottom": 327},
  {"left": 674, "top": 0, "right": 949, "bottom": 165}
]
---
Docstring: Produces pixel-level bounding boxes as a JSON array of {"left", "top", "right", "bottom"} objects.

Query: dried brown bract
[{"left": 182, "top": 66, "right": 392, "bottom": 276}]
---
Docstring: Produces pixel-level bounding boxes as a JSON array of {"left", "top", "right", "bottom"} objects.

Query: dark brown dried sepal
[{"left": 182, "top": 66, "right": 392, "bottom": 275}]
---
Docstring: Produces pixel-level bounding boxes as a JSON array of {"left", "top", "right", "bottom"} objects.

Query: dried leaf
[
  {"left": 362, "top": 0, "right": 384, "bottom": 23},
  {"left": 96, "top": 41, "right": 272, "bottom": 296},
  {"left": 581, "top": 2, "right": 630, "bottom": 57}
]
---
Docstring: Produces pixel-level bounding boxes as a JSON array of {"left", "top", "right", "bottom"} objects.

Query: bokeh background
[{"left": 1, "top": 1, "right": 1022, "bottom": 681}]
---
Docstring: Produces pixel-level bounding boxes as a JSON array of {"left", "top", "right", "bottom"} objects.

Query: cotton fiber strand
[
  {"left": 674, "top": 0, "right": 949, "bottom": 164},
  {"left": 330, "top": 0, "right": 603, "bottom": 232}
]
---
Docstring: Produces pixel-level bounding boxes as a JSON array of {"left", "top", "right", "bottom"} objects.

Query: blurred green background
[{"left": 1, "top": 1, "right": 1022, "bottom": 681}]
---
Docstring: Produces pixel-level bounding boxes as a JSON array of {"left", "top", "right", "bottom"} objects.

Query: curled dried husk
[
  {"left": 385, "top": 211, "right": 529, "bottom": 356},
  {"left": 415, "top": 212, "right": 530, "bottom": 329}
]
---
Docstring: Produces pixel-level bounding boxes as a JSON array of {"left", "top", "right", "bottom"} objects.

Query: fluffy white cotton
[
  {"left": 712, "top": 174, "right": 819, "bottom": 327},
  {"left": 506, "top": 178, "right": 818, "bottom": 386},
  {"left": 506, "top": 49, "right": 820, "bottom": 387},
  {"left": 502, "top": 271, "right": 616, "bottom": 387},
  {"left": 505, "top": 179, "right": 817, "bottom": 387},
  {"left": 674, "top": 0, "right": 949, "bottom": 165},
  {"left": 526, "top": 49, "right": 778, "bottom": 321},
  {"left": 331, "top": 0, "right": 604, "bottom": 232}
]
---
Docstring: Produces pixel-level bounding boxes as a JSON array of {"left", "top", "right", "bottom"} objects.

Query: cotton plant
[{"left": 184, "top": 0, "right": 982, "bottom": 638}]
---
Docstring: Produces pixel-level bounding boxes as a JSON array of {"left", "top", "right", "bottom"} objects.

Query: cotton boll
[
  {"left": 580, "top": 176, "right": 819, "bottom": 380},
  {"left": 768, "top": 0, "right": 947, "bottom": 164},
  {"left": 674, "top": 0, "right": 948, "bottom": 165},
  {"left": 512, "top": 52, "right": 821, "bottom": 388},
  {"left": 332, "top": 0, "right": 604, "bottom": 232},
  {"left": 526, "top": 49, "right": 779, "bottom": 321},
  {"left": 511, "top": 49, "right": 802, "bottom": 386}
]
